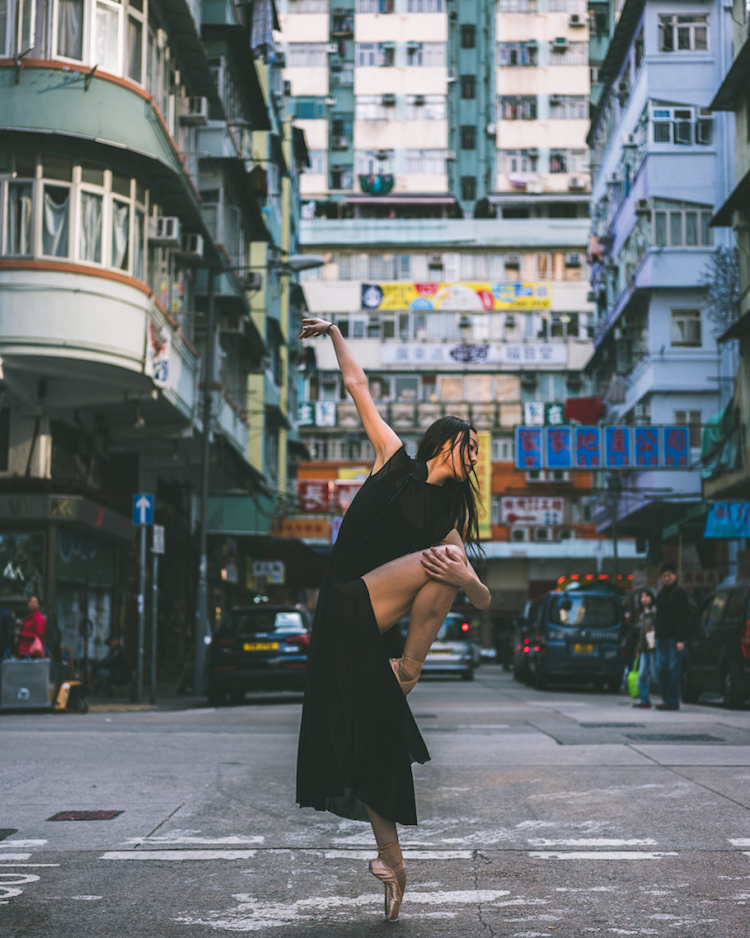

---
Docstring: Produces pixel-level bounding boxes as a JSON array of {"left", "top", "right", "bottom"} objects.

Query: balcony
[
  {"left": 299, "top": 400, "right": 523, "bottom": 431},
  {"left": 358, "top": 174, "right": 395, "bottom": 195}
]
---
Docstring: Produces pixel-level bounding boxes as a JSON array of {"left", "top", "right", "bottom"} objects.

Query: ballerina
[{"left": 295, "top": 317, "right": 491, "bottom": 922}]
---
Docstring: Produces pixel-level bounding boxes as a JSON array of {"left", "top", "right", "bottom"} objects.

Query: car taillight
[
  {"left": 742, "top": 619, "right": 750, "bottom": 660},
  {"left": 461, "top": 622, "right": 470, "bottom": 632},
  {"left": 533, "top": 636, "right": 546, "bottom": 653},
  {"left": 212, "top": 637, "right": 235, "bottom": 648},
  {"left": 286, "top": 634, "right": 311, "bottom": 648}
]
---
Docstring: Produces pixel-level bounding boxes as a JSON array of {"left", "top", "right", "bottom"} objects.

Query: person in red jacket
[{"left": 17, "top": 596, "right": 46, "bottom": 658}]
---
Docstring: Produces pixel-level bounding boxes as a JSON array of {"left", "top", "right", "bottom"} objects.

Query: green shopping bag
[{"left": 627, "top": 656, "right": 640, "bottom": 699}]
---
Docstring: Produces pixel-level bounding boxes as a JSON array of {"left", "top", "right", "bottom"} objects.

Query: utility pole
[
  {"left": 194, "top": 267, "right": 216, "bottom": 697},
  {"left": 609, "top": 472, "right": 621, "bottom": 579},
  {"left": 151, "top": 524, "right": 165, "bottom": 705}
]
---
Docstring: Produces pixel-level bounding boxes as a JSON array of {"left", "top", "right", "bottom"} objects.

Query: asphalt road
[{"left": 2, "top": 666, "right": 750, "bottom": 937}]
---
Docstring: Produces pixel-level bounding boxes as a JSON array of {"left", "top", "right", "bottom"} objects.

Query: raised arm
[{"left": 300, "top": 318, "right": 401, "bottom": 470}]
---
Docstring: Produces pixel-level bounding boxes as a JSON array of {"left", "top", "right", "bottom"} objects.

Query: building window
[
  {"left": 651, "top": 105, "right": 713, "bottom": 145},
  {"left": 6, "top": 181, "right": 34, "bottom": 255},
  {"left": 460, "top": 177, "right": 477, "bottom": 201},
  {"left": 407, "top": 0, "right": 443, "bottom": 9},
  {"left": 461, "top": 24, "right": 476, "bottom": 48},
  {"left": 498, "top": 42, "right": 536, "bottom": 66},
  {"left": 498, "top": 0, "right": 536, "bottom": 10},
  {"left": 405, "top": 150, "right": 446, "bottom": 174},
  {"left": 674, "top": 410, "right": 702, "bottom": 448},
  {"left": 460, "top": 125, "right": 476, "bottom": 150},
  {"left": 290, "top": 0, "right": 329, "bottom": 10},
  {"left": 307, "top": 150, "right": 327, "bottom": 175},
  {"left": 549, "top": 95, "right": 588, "bottom": 119},
  {"left": 287, "top": 42, "right": 329, "bottom": 67},
  {"left": 355, "top": 150, "right": 393, "bottom": 174},
  {"left": 460, "top": 75, "right": 476, "bottom": 99},
  {"left": 404, "top": 95, "right": 446, "bottom": 119},
  {"left": 330, "top": 165, "right": 354, "bottom": 189},
  {"left": 670, "top": 310, "right": 702, "bottom": 347},
  {"left": 356, "top": 42, "right": 394, "bottom": 67},
  {"left": 653, "top": 200, "right": 713, "bottom": 247},
  {"left": 499, "top": 96, "right": 537, "bottom": 120},
  {"left": 634, "top": 28, "right": 644, "bottom": 68},
  {"left": 658, "top": 14, "right": 708, "bottom": 52},
  {"left": 295, "top": 97, "right": 326, "bottom": 119},
  {"left": 355, "top": 95, "right": 393, "bottom": 120},
  {"left": 499, "top": 149, "right": 538, "bottom": 173},
  {"left": 406, "top": 41, "right": 445, "bottom": 66},
  {"left": 548, "top": 41, "right": 587, "bottom": 65},
  {"left": 57, "top": 0, "right": 85, "bottom": 60}
]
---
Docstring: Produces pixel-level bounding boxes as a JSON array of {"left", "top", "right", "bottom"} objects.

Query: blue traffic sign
[{"left": 132, "top": 493, "right": 154, "bottom": 526}]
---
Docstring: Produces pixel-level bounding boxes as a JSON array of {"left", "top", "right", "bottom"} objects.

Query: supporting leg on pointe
[
  {"left": 367, "top": 805, "right": 400, "bottom": 854},
  {"left": 367, "top": 806, "right": 406, "bottom": 922}
]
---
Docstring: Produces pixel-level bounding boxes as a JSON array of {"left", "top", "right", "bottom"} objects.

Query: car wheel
[
  {"left": 207, "top": 688, "right": 227, "bottom": 707},
  {"left": 681, "top": 667, "right": 700, "bottom": 704},
  {"left": 722, "top": 665, "right": 746, "bottom": 710},
  {"left": 461, "top": 668, "right": 475, "bottom": 681},
  {"left": 228, "top": 689, "right": 245, "bottom": 706}
]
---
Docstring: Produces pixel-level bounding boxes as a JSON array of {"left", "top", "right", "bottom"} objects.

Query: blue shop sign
[{"left": 704, "top": 503, "right": 750, "bottom": 538}]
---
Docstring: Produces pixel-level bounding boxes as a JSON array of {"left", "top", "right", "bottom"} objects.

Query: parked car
[
  {"left": 400, "top": 612, "right": 479, "bottom": 681},
  {"left": 682, "top": 586, "right": 750, "bottom": 709},
  {"left": 206, "top": 605, "right": 312, "bottom": 705},
  {"left": 525, "top": 587, "right": 627, "bottom": 691}
]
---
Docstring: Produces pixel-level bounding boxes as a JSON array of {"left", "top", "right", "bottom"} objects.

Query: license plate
[
  {"left": 243, "top": 642, "right": 278, "bottom": 652},
  {"left": 573, "top": 643, "right": 595, "bottom": 655}
]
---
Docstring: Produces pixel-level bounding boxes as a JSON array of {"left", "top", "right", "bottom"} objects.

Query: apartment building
[
  {"left": 584, "top": 0, "right": 734, "bottom": 564},
  {"left": 0, "top": 0, "right": 308, "bottom": 666}
]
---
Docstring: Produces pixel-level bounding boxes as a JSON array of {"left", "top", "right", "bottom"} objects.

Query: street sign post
[
  {"left": 132, "top": 494, "right": 154, "bottom": 703},
  {"left": 150, "top": 524, "right": 164, "bottom": 705}
]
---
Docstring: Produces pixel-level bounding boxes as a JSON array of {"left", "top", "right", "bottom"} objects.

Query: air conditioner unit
[
  {"left": 486, "top": 123, "right": 497, "bottom": 136},
  {"left": 178, "top": 233, "right": 204, "bottom": 258},
  {"left": 326, "top": 43, "right": 339, "bottom": 53},
  {"left": 617, "top": 81, "right": 629, "bottom": 94},
  {"left": 534, "top": 526, "right": 555, "bottom": 542},
  {"left": 446, "top": 150, "right": 457, "bottom": 160},
  {"left": 607, "top": 172, "right": 619, "bottom": 184},
  {"left": 550, "top": 94, "right": 562, "bottom": 106},
  {"left": 179, "top": 96, "right": 209, "bottom": 126},
  {"left": 447, "top": 67, "right": 457, "bottom": 82},
  {"left": 148, "top": 216, "right": 181, "bottom": 246},
  {"left": 325, "top": 96, "right": 337, "bottom": 105},
  {"left": 331, "top": 136, "right": 349, "bottom": 149},
  {"left": 553, "top": 37, "right": 568, "bottom": 49},
  {"left": 510, "top": 527, "right": 529, "bottom": 542},
  {"left": 526, "top": 470, "right": 571, "bottom": 483},
  {"left": 381, "top": 93, "right": 396, "bottom": 106},
  {"left": 275, "top": 51, "right": 286, "bottom": 66},
  {"left": 565, "top": 253, "right": 582, "bottom": 267},
  {"left": 505, "top": 253, "right": 521, "bottom": 268},
  {"left": 504, "top": 314, "right": 516, "bottom": 328},
  {"left": 458, "top": 314, "right": 471, "bottom": 329},
  {"left": 568, "top": 176, "right": 586, "bottom": 190},
  {"left": 569, "top": 12, "right": 584, "bottom": 26},
  {"left": 413, "top": 94, "right": 425, "bottom": 106},
  {"left": 622, "top": 133, "right": 637, "bottom": 148},
  {"left": 527, "top": 147, "right": 539, "bottom": 157},
  {"left": 635, "top": 198, "right": 650, "bottom": 215},
  {"left": 428, "top": 253, "right": 443, "bottom": 268},
  {"left": 527, "top": 39, "right": 538, "bottom": 48},
  {"left": 407, "top": 40, "right": 419, "bottom": 49},
  {"left": 587, "top": 290, "right": 597, "bottom": 302},
  {"left": 242, "top": 271, "right": 263, "bottom": 291},
  {"left": 520, "top": 371, "right": 538, "bottom": 385}
]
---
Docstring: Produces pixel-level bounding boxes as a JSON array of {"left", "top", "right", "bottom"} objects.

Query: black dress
[{"left": 296, "top": 446, "right": 455, "bottom": 826}]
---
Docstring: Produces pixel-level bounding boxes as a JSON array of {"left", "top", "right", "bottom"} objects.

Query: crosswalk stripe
[
  {"left": 324, "top": 850, "right": 471, "bottom": 860},
  {"left": 529, "top": 851, "right": 678, "bottom": 860},
  {"left": 101, "top": 850, "right": 257, "bottom": 861}
]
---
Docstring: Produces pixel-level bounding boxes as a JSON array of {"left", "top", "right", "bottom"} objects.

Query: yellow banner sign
[
  {"left": 475, "top": 431, "right": 492, "bottom": 541},
  {"left": 361, "top": 282, "right": 551, "bottom": 311}
]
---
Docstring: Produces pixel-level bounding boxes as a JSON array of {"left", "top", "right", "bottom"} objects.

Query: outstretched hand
[
  {"left": 421, "top": 546, "right": 469, "bottom": 588},
  {"left": 299, "top": 318, "right": 334, "bottom": 339}
]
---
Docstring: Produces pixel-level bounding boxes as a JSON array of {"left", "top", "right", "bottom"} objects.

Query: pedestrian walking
[
  {"left": 17, "top": 596, "right": 46, "bottom": 658},
  {"left": 654, "top": 564, "right": 689, "bottom": 711},
  {"left": 295, "top": 317, "right": 491, "bottom": 922},
  {"left": 632, "top": 589, "right": 658, "bottom": 709}
]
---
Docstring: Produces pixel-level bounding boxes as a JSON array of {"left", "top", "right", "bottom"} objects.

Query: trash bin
[{"left": 1, "top": 659, "right": 56, "bottom": 710}]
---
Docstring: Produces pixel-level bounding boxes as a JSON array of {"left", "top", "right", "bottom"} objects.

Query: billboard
[{"left": 361, "top": 281, "right": 552, "bottom": 311}]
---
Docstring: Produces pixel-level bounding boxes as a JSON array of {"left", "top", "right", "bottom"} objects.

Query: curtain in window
[
  {"left": 58, "top": 0, "right": 84, "bottom": 59},
  {"left": 7, "top": 183, "right": 33, "bottom": 254},
  {"left": 135, "top": 209, "right": 145, "bottom": 280},
  {"left": 0, "top": 0, "right": 9, "bottom": 54},
  {"left": 95, "top": 1, "right": 120, "bottom": 73},
  {"left": 111, "top": 200, "right": 130, "bottom": 270},
  {"left": 42, "top": 186, "right": 70, "bottom": 257},
  {"left": 79, "top": 192, "right": 103, "bottom": 262},
  {"left": 127, "top": 16, "right": 142, "bottom": 81},
  {"left": 250, "top": 0, "right": 276, "bottom": 63}
]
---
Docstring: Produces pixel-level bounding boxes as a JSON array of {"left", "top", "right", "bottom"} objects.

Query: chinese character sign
[
  {"left": 663, "top": 426, "right": 689, "bottom": 467},
  {"left": 704, "top": 502, "right": 750, "bottom": 538},
  {"left": 604, "top": 427, "right": 632, "bottom": 468},
  {"left": 545, "top": 426, "right": 573, "bottom": 469},
  {"left": 298, "top": 481, "right": 331, "bottom": 513},
  {"left": 515, "top": 427, "right": 542, "bottom": 469},
  {"left": 501, "top": 497, "right": 565, "bottom": 526},
  {"left": 574, "top": 426, "right": 602, "bottom": 468},
  {"left": 634, "top": 426, "right": 661, "bottom": 467}
]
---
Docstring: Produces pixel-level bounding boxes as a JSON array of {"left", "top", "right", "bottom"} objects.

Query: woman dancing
[{"left": 296, "top": 317, "right": 491, "bottom": 922}]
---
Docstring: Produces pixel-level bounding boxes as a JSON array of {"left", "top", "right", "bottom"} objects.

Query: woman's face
[
  {"left": 444, "top": 429, "right": 479, "bottom": 480},
  {"left": 640, "top": 591, "right": 652, "bottom": 608}
]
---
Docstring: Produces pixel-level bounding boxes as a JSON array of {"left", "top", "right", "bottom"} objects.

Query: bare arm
[
  {"left": 420, "top": 530, "right": 491, "bottom": 610},
  {"left": 299, "top": 318, "right": 401, "bottom": 469}
]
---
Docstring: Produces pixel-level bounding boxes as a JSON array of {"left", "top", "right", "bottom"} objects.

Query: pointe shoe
[
  {"left": 369, "top": 842, "right": 406, "bottom": 922},
  {"left": 390, "top": 655, "right": 423, "bottom": 696}
]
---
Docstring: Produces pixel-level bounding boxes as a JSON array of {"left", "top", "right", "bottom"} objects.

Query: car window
[
  {"left": 548, "top": 594, "right": 620, "bottom": 628},
  {"left": 436, "top": 616, "right": 470, "bottom": 642},
  {"left": 722, "top": 589, "right": 746, "bottom": 627},
  {"left": 703, "top": 592, "right": 728, "bottom": 631},
  {"left": 219, "top": 610, "right": 305, "bottom": 636}
]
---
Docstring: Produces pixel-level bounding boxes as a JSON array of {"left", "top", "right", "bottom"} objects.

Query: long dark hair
[
  {"left": 416, "top": 415, "right": 481, "bottom": 552},
  {"left": 638, "top": 588, "right": 655, "bottom": 613}
]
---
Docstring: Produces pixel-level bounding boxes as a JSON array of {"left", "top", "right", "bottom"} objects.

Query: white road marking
[
  {"left": 0, "top": 854, "right": 32, "bottom": 861},
  {"left": 0, "top": 840, "right": 48, "bottom": 848},
  {"left": 0, "top": 864, "right": 60, "bottom": 868},
  {"left": 529, "top": 851, "right": 678, "bottom": 860},
  {"left": 123, "top": 836, "right": 264, "bottom": 846},
  {"left": 174, "top": 889, "right": 512, "bottom": 931},
  {"left": 528, "top": 839, "right": 658, "bottom": 847},
  {"left": 729, "top": 839, "right": 750, "bottom": 847},
  {"left": 101, "top": 850, "right": 257, "bottom": 861},
  {"left": 324, "top": 849, "right": 472, "bottom": 860},
  {"left": 71, "top": 895, "right": 103, "bottom": 901}
]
